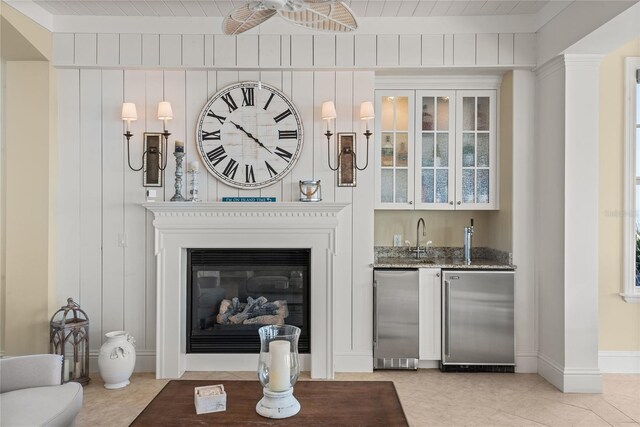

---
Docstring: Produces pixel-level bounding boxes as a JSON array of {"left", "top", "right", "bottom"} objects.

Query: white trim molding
[
  {"left": 89, "top": 349, "right": 156, "bottom": 373},
  {"left": 599, "top": 351, "right": 640, "bottom": 374},
  {"left": 144, "top": 202, "right": 350, "bottom": 380},
  {"left": 538, "top": 353, "right": 602, "bottom": 393},
  {"left": 622, "top": 57, "right": 640, "bottom": 303}
]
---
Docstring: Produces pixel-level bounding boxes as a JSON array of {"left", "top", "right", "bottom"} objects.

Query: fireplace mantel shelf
[{"left": 143, "top": 202, "right": 350, "bottom": 217}]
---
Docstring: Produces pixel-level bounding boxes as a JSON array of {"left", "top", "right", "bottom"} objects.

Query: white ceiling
[{"left": 32, "top": 0, "right": 553, "bottom": 18}]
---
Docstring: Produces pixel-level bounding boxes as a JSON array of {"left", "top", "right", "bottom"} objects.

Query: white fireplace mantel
[{"left": 143, "top": 202, "right": 350, "bottom": 380}]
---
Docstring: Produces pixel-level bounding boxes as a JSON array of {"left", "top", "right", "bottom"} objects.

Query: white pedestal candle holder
[{"left": 256, "top": 325, "right": 301, "bottom": 419}]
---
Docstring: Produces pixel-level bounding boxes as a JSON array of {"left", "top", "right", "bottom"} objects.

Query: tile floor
[{"left": 78, "top": 371, "right": 640, "bottom": 426}]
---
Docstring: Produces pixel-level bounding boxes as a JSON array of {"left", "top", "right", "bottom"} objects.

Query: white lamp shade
[
  {"left": 321, "top": 101, "right": 337, "bottom": 120},
  {"left": 360, "top": 101, "right": 375, "bottom": 120},
  {"left": 157, "top": 101, "right": 173, "bottom": 120},
  {"left": 121, "top": 102, "right": 138, "bottom": 121}
]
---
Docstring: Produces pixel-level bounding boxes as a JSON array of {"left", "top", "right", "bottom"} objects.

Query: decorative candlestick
[
  {"left": 187, "top": 165, "right": 201, "bottom": 202},
  {"left": 170, "top": 148, "right": 186, "bottom": 202}
]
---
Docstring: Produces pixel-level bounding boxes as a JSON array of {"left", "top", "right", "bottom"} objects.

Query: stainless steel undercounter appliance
[
  {"left": 373, "top": 269, "right": 419, "bottom": 370},
  {"left": 441, "top": 270, "right": 515, "bottom": 372}
]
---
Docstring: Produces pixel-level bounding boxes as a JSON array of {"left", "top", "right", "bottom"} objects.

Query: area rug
[{"left": 130, "top": 380, "right": 408, "bottom": 426}]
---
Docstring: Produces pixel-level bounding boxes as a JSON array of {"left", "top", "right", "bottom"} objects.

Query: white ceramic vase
[{"left": 98, "top": 331, "right": 136, "bottom": 389}]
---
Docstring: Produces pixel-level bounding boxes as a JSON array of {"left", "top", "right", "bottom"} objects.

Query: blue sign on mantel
[{"left": 221, "top": 197, "right": 277, "bottom": 202}]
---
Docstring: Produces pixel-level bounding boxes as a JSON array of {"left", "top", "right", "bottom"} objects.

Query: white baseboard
[
  {"left": 538, "top": 352, "right": 602, "bottom": 393},
  {"left": 185, "top": 353, "right": 311, "bottom": 373},
  {"left": 334, "top": 353, "right": 373, "bottom": 372},
  {"left": 89, "top": 349, "right": 156, "bottom": 373},
  {"left": 516, "top": 352, "right": 538, "bottom": 373},
  {"left": 599, "top": 351, "right": 640, "bottom": 373},
  {"left": 418, "top": 360, "right": 439, "bottom": 369}
]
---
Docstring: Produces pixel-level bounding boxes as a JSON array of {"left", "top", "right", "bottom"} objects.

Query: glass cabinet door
[
  {"left": 415, "top": 90, "right": 456, "bottom": 210},
  {"left": 375, "top": 90, "right": 415, "bottom": 209},
  {"left": 455, "top": 90, "right": 497, "bottom": 209}
]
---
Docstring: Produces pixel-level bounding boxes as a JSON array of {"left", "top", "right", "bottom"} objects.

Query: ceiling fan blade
[
  {"left": 278, "top": 1, "right": 358, "bottom": 32},
  {"left": 223, "top": 4, "right": 277, "bottom": 35}
]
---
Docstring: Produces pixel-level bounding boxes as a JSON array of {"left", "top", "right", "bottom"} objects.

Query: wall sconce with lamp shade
[
  {"left": 322, "top": 100, "right": 374, "bottom": 186},
  {"left": 122, "top": 101, "right": 173, "bottom": 187}
]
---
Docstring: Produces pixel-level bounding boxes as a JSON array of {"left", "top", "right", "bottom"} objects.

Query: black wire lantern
[{"left": 50, "top": 298, "right": 90, "bottom": 385}]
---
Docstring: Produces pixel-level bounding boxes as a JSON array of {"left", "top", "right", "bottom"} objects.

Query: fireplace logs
[{"left": 216, "top": 296, "right": 289, "bottom": 326}]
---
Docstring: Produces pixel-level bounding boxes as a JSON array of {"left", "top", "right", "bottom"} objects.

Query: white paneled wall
[
  {"left": 56, "top": 68, "right": 375, "bottom": 369},
  {"left": 53, "top": 32, "right": 537, "bottom": 68}
]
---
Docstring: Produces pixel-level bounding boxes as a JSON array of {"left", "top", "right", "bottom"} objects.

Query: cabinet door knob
[
  {"left": 449, "top": 201, "right": 453, "bottom": 205},
  {"left": 457, "top": 201, "right": 461, "bottom": 205},
  {"left": 409, "top": 201, "right": 413, "bottom": 205}
]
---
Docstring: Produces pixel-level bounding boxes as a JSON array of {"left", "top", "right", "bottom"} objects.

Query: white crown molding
[
  {"left": 534, "top": 55, "right": 565, "bottom": 80},
  {"left": 563, "top": 54, "right": 605, "bottom": 67},
  {"left": 375, "top": 75, "right": 503, "bottom": 90}
]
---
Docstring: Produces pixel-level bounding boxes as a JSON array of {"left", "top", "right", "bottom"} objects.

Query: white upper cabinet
[{"left": 375, "top": 88, "right": 498, "bottom": 210}]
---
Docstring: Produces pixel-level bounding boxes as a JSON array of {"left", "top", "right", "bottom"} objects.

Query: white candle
[
  {"left": 63, "top": 359, "right": 70, "bottom": 382},
  {"left": 75, "top": 362, "right": 81, "bottom": 378},
  {"left": 268, "top": 341, "right": 291, "bottom": 392},
  {"left": 189, "top": 161, "right": 200, "bottom": 172}
]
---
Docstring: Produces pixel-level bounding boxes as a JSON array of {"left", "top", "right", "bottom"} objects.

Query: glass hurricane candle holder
[{"left": 256, "top": 325, "right": 301, "bottom": 419}]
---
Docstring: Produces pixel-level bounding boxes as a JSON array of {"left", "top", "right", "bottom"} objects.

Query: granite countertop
[{"left": 373, "top": 246, "right": 515, "bottom": 270}]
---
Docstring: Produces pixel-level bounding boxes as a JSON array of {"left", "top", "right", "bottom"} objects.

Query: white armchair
[{"left": 0, "top": 354, "right": 83, "bottom": 427}]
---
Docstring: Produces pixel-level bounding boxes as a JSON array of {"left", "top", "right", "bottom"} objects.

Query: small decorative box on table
[{"left": 194, "top": 384, "right": 226, "bottom": 414}]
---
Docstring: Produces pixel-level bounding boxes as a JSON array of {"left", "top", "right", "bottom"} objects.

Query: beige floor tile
[
  {"left": 575, "top": 413, "right": 612, "bottom": 427},
  {"left": 604, "top": 393, "right": 640, "bottom": 423}
]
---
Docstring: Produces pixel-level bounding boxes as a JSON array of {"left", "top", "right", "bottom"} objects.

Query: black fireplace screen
[{"left": 186, "top": 248, "right": 310, "bottom": 354}]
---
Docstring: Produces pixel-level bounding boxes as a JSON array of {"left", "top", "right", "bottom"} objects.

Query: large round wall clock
[{"left": 196, "top": 81, "right": 303, "bottom": 189}]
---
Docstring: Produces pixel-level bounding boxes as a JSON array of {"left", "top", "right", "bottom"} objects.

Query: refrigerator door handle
[
  {"left": 444, "top": 279, "right": 451, "bottom": 357},
  {"left": 373, "top": 279, "right": 378, "bottom": 348}
]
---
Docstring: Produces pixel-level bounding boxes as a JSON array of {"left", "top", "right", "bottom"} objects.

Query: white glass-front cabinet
[
  {"left": 374, "top": 91, "right": 415, "bottom": 209},
  {"left": 375, "top": 89, "right": 497, "bottom": 210}
]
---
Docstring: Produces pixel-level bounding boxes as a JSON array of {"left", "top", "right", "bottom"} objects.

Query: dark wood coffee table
[{"left": 131, "top": 380, "right": 408, "bottom": 426}]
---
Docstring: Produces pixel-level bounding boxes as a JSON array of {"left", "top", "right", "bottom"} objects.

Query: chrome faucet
[
  {"left": 464, "top": 218, "right": 474, "bottom": 264},
  {"left": 413, "top": 217, "right": 427, "bottom": 259}
]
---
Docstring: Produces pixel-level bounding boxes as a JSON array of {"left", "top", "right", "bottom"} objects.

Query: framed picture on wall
[
  {"left": 143, "top": 132, "right": 164, "bottom": 187},
  {"left": 337, "top": 132, "right": 357, "bottom": 187}
]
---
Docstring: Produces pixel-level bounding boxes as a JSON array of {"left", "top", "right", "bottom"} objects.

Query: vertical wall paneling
[
  {"left": 142, "top": 34, "right": 160, "bottom": 66},
  {"left": 498, "top": 34, "right": 515, "bottom": 65},
  {"left": 313, "top": 72, "right": 336, "bottom": 200},
  {"left": 399, "top": 34, "right": 421, "bottom": 66},
  {"left": 281, "top": 36, "right": 291, "bottom": 67},
  {"left": 453, "top": 34, "right": 476, "bottom": 65},
  {"left": 206, "top": 71, "right": 218, "bottom": 201},
  {"left": 185, "top": 71, "right": 208, "bottom": 200},
  {"left": 123, "top": 70, "right": 147, "bottom": 347},
  {"left": 204, "top": 35, "right": 214, "bottom": 67},
  {"left": 514, "top": 33, "right": 536, "bottom": 65},
  {"left": 214, "top": 36, "right": 236, "bottom": 66},
  {"left": 79, "top": 69, "right": 103, "bottom": 347},
  {"left": 281, "top": 72, "right": 294, "bottom": 201},
  {"left": 259, "top": 35, "right": 281, "bottom": 68},
  {"left": 101, "top": 70, "right": 125, "bottom": 338},
  {"left": 56, "top": 69, "right": 81, "bottom": 304},
  {"left": 334, "top": 71, "right": 353, "bottom": 354},
  {"left": 182, "top": 35, "right": 205, "bottom": 67},
  {"left": 351, "top": 70, "right": 375, "bottom": 354},
  {"left": 355, "top": 35, "right": 376, "bottom": 67},
  {"left": 236, "top": 36, "right": 259, "bottom": 67},
  {"left": 476, "top": 34, "right": 499, "bottom": 65},
  {"left": 75, "top": 33, "right": 97, "bottom": 66},
  {"left": 97, "top": 34, "right": 119, "bottom": 66},
  {"left": 239, "top": 70, "right": 261, "bottom": 197},
  {"left": 164, "top": 71, "right": 187, "bottom": 200},
  {"left": 120, "top": 34, "right": 142, "bottom": 67},
  {"left": 214, "top": 71, "right": 240, "bottom": 198},
  {"left": 160, "top": 35, "right": 182, "bottom": 67},
  {"left": 422, "top": 34, "right": 444, "bottom": 66},
  {"left": 53, "top": 33, "right": 74, "bottom": 66},
  {"left": 443, "top": 34, "right": 454, "bottom": 65},
  {"left": 291, "top": 35, "right": 313, "bottom": 67},
  {"left": 313, "top": 35, "right": 336, "bottom": 67},
  {"left": 289, "top": 72, "right": 313, "bottom": 202},
  {"left": 376, "top": 35, "right": 399, "bottom": 66},
  {"left": 259, "top": 71, "right": 285, "bottom": 200},
  {"left": 335, "top": 35, "right": 355, "bottom": 67}
]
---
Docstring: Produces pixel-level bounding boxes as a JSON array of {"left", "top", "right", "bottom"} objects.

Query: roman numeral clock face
[{"left": 196, "top": 82, "right": 303, "bottom": 189}]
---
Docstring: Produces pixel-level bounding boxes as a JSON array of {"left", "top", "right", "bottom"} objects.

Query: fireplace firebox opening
[{"left": 186, "top": 248, "right": 311, "bottom": 354}]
